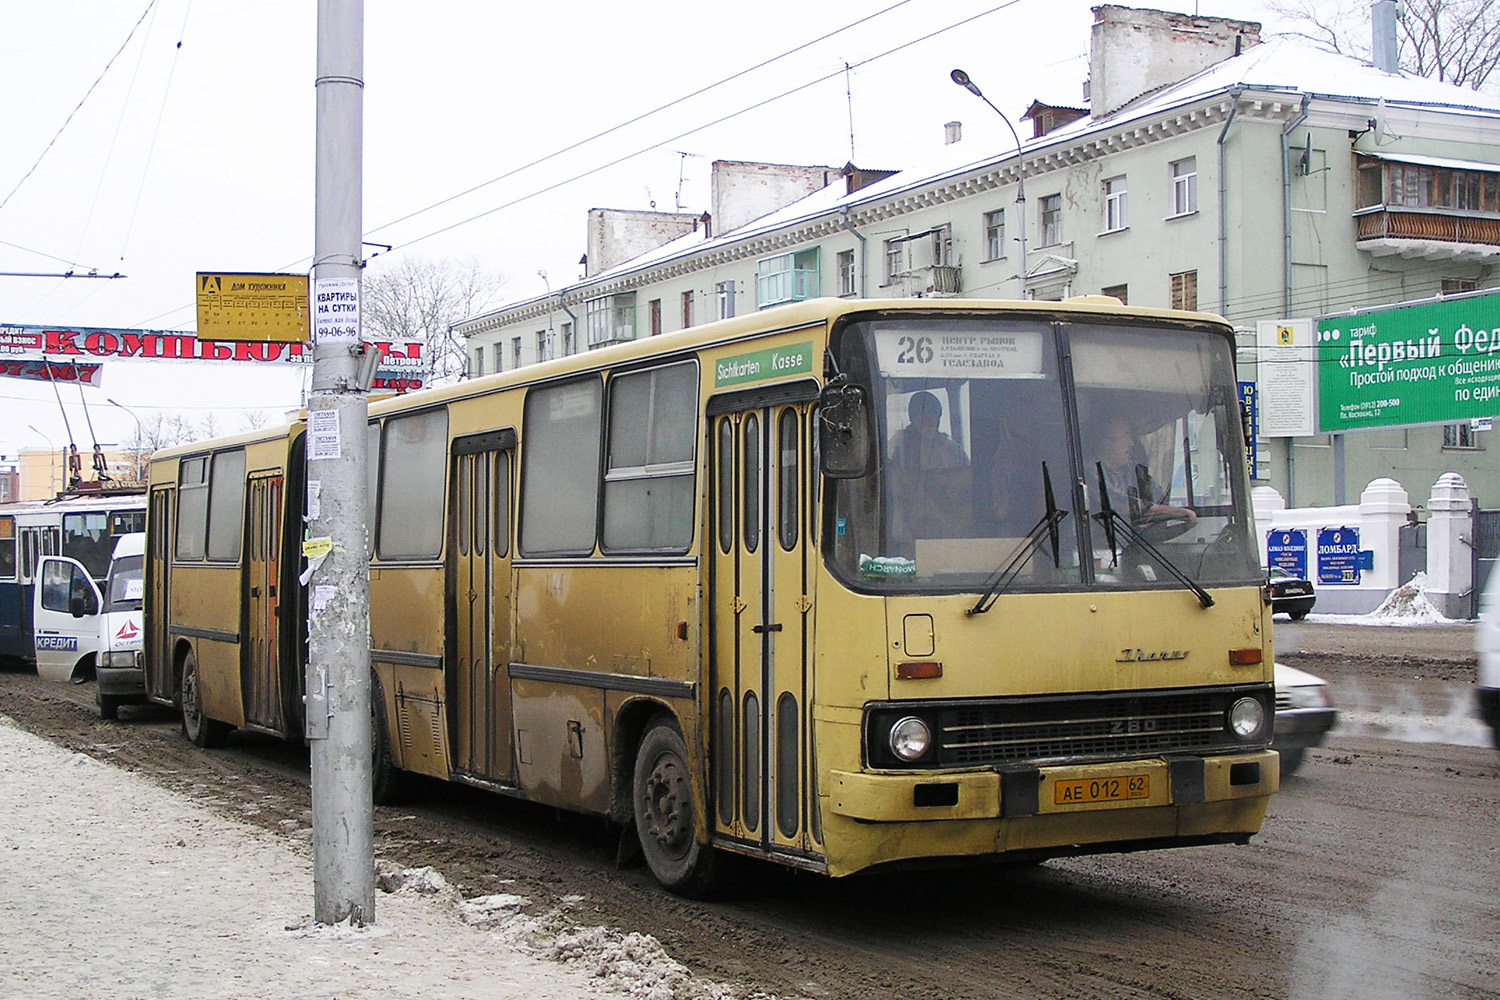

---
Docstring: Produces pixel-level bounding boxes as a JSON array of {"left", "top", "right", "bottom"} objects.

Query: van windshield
[{"left": 104, "top": 554, "right": 144, "bottom": 612}]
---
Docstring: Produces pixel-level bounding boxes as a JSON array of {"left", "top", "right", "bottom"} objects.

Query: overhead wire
[
  {"left": 361, "top": 0, "right": 920, "bottom": 243},
  {"left": 382, "top": 0, "right": 1027, "bottom": 256},
  {"left": 0, "top": 1, "right": 159, "bottom": 217}
]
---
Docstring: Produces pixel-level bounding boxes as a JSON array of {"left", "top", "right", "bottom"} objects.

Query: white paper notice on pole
[
  {"left": 308, "top": 409, "right": 341, "bottom": 461},
  {"left": 306, "top": 480, "right": 321, "bottom": 520},
  {"left": 312, "top": 277, "right": 360, "bottom": 344},
  {"left": 1256, "top": 318, "right": 1317, "bottom": 437},
  {"left": 312, "top": 584, "right": 335, "bottom": 612}
]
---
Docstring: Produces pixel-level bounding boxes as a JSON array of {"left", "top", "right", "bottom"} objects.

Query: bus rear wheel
[
  {"left": 633, "top": 717, "right": 720, "bottom": 898},
  {"left": 180, "top": 650, "right": 230, "bottom": 749}
]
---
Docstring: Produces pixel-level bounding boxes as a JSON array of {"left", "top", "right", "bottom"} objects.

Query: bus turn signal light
[
  {"left": 1228, "top": 647, "right": 1262, "bottom": 665},
  {"left": 896, "top": 661, "right": 942, "bottom": 680}
]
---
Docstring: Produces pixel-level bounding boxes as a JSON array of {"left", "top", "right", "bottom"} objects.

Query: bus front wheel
[
  {"left": 633, "top": 717, "right": 720, "bottom": 898},
  {"left": 180, "top": 650, "right": 230, "bottom": 749}
]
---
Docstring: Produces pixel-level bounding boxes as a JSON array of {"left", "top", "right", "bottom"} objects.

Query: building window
[
  {"left": 1169, "top": 270, "right": 1198, "bottom": 311},
  {"left": 1171, "top": 158, "right": 1197, "bottom": 216},
  {"left": 561, "top": 323, "right": 574, "bottom": 356},
  {"left": 1039, "top": 194, "right": 1061, "bottom": 247},
  {"left": 648, "top": 298, "right": 662, "bottom": 336},
  {"left": 473, "top": 345, "right": 485, "bottom": 377},
  {"left": 837, "top": 250, "right": 856, "bottom": 296},
  {"left": 681, "top": 290, "right": 695, "bottom": 329},
  {"left": 1442, "top": 277, "right": 1479, "bottom": 295},
  {"left": 1364, "top": 160, "right": 1500, "bottom": 213},
  {"left": 757, "top": 248, "right": 820, "bottom": 308},
  {"left": 983, "top": 209, "right": 1005, "bottom": 261},
  {"left": 512, "top": 336, "right": 522, "bottom": 369},
  {"left": 884, "top": 239, "right": 903, "bottom": 285},
  {"left": 1444, "top": 423, "right": 1481, "bottom": 449},
  {"left": 931, "top": 228, "right": 953, "bottom": 266},
  {"left": 1101, "top": 283, "right": 1128, "bottom": 304},
  {"left": 536, "top": 330, "right": 548, "bottom": 361},
  {"left": 716, "top": 280, "right": 736, "bottom": 320},
  {"left": 1103, "top": 176, "right": 1128, "bottom": 232},
  {"left": 585, "top": 292, "right": 637, "bottom": 347}
]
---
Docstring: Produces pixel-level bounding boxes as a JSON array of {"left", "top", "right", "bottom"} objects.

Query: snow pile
[
  {"left": 458, "top": 892, "right": 530, "bottom": 929},
  {"left": 1368, "top": 573, "right": 1452, "bottom": 624},
  {"left": 549, "top": 925, "right": 706, "bottom": 1000},
  {"left": 376, "top": 861, "right": 453, "bottom": 896}
]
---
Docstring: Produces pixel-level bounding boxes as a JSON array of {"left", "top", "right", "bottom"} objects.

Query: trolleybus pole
[{"left": 308, "top": 0, "right": 374, "bottom": 925}]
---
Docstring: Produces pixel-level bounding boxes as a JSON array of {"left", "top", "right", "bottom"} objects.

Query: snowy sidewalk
[{"left": 0, "top": 716, "right": 710, "bottom": 1000}]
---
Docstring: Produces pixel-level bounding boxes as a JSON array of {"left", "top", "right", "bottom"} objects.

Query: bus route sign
[{"left": 196, "top": 272, "right": 310, "bottom": 344}]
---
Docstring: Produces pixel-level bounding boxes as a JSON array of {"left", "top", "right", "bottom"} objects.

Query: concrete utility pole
[{"left": 308, "top": 0, "right": 374, "bottom": 925}]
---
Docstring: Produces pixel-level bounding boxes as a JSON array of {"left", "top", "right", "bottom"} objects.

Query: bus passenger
[{"left": 888, "top": 391, "right": 970, "bottom": 551}]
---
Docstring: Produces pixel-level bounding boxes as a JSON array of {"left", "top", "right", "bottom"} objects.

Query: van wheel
[
  {"left": 633, "top": 716, "right": 720, "bottom": 898},
  {"left": 180, "top": 651, "right": 230, "bottom": 749}
]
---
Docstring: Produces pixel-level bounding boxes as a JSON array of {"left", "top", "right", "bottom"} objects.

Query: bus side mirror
[{"left": 818, "top": 376, "right": 872, "bottom": 479}]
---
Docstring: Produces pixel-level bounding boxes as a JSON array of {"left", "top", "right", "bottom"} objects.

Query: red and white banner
[
  {"left": 0, "top": 358, "right": 104, "bottom": 386},
  {"left": 0, "top": 324, "right": 427, "bottom": 391}
]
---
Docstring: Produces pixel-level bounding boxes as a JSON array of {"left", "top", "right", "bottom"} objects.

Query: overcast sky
[{"left": 0, "top": 0, "right": 1287, "bottom": 466}]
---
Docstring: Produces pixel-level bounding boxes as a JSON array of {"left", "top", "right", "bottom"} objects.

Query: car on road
[
  {"left": 1268, "top": 566, "right": 1316, "bottom": 620},
  {"left": 1273, "top": 662, "right": 1337, "bottom": 776}
]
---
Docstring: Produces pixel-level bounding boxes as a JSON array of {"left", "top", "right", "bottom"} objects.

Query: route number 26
[{"left": 896, "top": 335, "right": 935, "bottom": 365}]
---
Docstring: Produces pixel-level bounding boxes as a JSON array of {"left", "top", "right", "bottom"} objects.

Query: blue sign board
[
  {"left": 1316, "top": 527, "right": 1361, "bottom": 586},
  {"left": 1238, "top": 381, "right": 1258, "bottom": 479},
  {"left": 1266, "top": 529, "right": 1308, "bottom": 579}
]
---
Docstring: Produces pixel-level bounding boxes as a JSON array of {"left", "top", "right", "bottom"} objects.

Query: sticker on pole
[{"left": 312, "top": 278, "right": 360, "bottom": 344}]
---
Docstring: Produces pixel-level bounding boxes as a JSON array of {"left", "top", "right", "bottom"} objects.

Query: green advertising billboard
[{"left": 1317, "top": 292, "right": 1500, "bottom": 432}]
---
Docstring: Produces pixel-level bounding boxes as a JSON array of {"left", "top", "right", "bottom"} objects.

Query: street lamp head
[{"left": 950, "top": 68, "right": 983, "bottom": 98}]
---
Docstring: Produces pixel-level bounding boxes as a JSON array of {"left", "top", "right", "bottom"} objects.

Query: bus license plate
[{"left": 1053, "top": 774, "right": 1149, "bottom": 805}]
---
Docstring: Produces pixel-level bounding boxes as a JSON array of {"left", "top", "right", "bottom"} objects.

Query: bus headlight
[
  {"left": 889, "top": 716, "right": 932, "bottom": 761},
  {"left": 1228, "top": 697, "right": 1266, "bottom": 740}
]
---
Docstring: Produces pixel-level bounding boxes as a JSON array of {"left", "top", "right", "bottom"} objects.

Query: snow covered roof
[{"left": 466, "top": 35, "right": 1500, "bottom": 325}]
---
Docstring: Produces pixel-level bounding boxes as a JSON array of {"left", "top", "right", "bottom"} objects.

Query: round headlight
[
  {"left": 1228, "top": 697, "right": 1266, "bottom": 739},
  {"left": 889, "top": 716, "right": 932, "bottom": 761}
]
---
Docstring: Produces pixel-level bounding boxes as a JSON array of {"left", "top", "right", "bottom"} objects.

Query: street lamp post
[
  {"left": 26, "top": 424, "right": 58, "bottom": 498},
  {"left": 107, "top": 398, "right": 145, "bottom": 483},
  {"left": 951, "top": 69, "right": 1028, "bottom": 299}
]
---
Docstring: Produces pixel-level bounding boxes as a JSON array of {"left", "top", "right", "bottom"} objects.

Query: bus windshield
[{"left": 826, "top": 313, "right": 1261, "bottom": 594}]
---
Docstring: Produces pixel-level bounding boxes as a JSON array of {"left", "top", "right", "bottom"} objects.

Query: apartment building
[{"left": 457, "top": 4, "right": 1500, "bottom": 507}]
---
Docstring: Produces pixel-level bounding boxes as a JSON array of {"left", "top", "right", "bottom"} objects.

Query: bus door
[
  {"left": 144, "top": 488, "right": 173, "bottom": 702},
  {"left": 242, "top": 474, "right": 285, "bottom": 732},
  {"left": 710, "top": 400, "right": 815, "bottom": 857},
  {"left": 447, "top": 430, "right": 516, "bottom": 784}
]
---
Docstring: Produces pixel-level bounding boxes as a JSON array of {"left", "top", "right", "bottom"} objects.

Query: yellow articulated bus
[{"left": 145, "top": 297, "right": 1278, "bottom": 895}]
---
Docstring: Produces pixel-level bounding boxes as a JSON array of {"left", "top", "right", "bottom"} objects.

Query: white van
[
  {"left": 32, "top": 532, "right": 146, "bottom": 719},
  {"left": 1477, "top": 567, "right": 1500, "bottom": 749}
]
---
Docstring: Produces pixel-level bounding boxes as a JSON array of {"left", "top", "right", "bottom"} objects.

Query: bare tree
[
  {"left": 361, "top": 255, "right": 505, "bottom": 387},
  {"left": 1270, "top": 0, "right": 1500, "bottom": 90}
]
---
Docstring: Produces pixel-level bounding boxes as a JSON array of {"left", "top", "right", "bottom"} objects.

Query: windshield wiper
[
  {"left": 967, "top": 463, "right": 1068, "bottom": 616},
  {"left": 1093, "top": 462, "right": 1214, "bottom": 609}
]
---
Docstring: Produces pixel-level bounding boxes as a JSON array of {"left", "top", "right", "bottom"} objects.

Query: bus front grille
[{"left": 940, "top": 690, "right": 1239, "bottom": 765}]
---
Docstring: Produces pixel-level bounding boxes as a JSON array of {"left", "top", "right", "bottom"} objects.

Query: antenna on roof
[{"left": 844, "top": 61, "right": 857, "bottom": 163}]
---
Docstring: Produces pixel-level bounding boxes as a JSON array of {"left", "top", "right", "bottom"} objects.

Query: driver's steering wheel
[{"left": 1132, "top": 510, "right": 1195, "bottom": 544}]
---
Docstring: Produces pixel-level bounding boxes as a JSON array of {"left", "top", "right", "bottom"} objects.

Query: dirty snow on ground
[
  {"left": 1305, "top": 573, "right": 1459, "bottom": 626},
  {"left": 0, "top": 716, "right": 769, "bottom": 1000}
]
